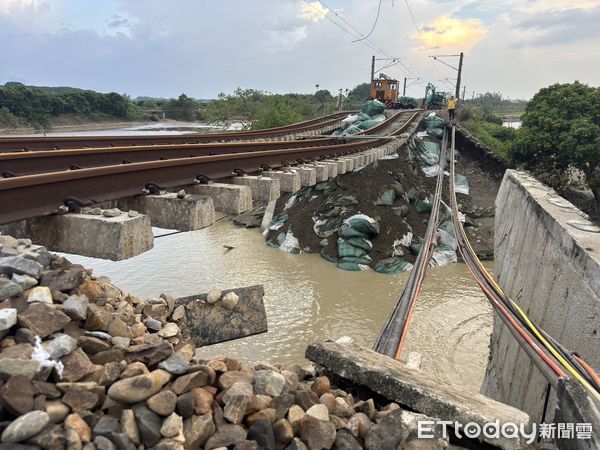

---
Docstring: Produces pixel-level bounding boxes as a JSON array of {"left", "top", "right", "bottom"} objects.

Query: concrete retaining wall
[{"left": 481, "top": 170, "right": 600, "bottom": 423}]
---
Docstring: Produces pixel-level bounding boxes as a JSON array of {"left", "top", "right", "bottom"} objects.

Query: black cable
[{"left": 352, "top": 0, "right": 383, "bottom": 43}]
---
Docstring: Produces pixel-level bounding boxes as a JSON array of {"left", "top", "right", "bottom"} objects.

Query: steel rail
[
  {"left": 374, "top": 127, "right": 448, "bottom": 358},
  {"left": 0, "top": 112, "right": 420, "bottom": 225},
  {"left": 0, "top": 111, "right": 420, "bottom": 176},
  {"left": 0, "top": 112, "right": 355, "bottom": 152}
]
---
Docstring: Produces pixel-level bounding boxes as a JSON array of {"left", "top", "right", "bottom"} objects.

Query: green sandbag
[
  {"left": 410, "top": 236, "right": 424, "bottom": 255},
  {"left": 455, "top": 174, "right": 470, "bottom": 195},
  {"left": 407, "top": 186, "right": 423, "bottom": 201},
  {"left": 339, "top": 256, "right": 372, "bottom": 265},
  {"left": 355, "top": 112, "right": 371, "bottom": 121},
  {"left": 391, "top": 181, "right": 404, "bottom": 196},
  {"left": 423, "top": 115, "right": 444, "bottom": 130},
  {"left": 268, "top": 212, "right": 288, "bottom": 230},
  {"left": 337, "top": 262, "right": 361, "bottom": 271},
  {"left": 342, "top": 124, "right": 363, "bottom": 135},
  {"left": 345, "top": 237, "right": 373, "bottom": 252},
  {"left": 416, "top": 140, "right": 440, "bottom": 165},
  {"left": 414, "top": 198, "right": 432, "bottom": 213},
  {"left": 337, "top": 238, "right": 369, "bottom": 258},
  {"left": 374, "top": 189, "right": 396, "bottom": 206},
  {"left": 426, "top": 127, "right": 444, "bottom": 139},
  {"left": 370, "top": 113, "right": 387, "bottom": 122},
  {"left": 320, "top": 249, "right": 337, "bottom": 263},
  {"left": 393, "top": 205, "right": 409, "bottom": 217},
  {"left": 356, "top": 119, "right": 380, "bottom": 130},
  {"left": 344, "top": 215, "right": 380, "bottom": 237},
  {"left": 361, "top": 99, "right": 386, "bottom": 117},
  {"left": 327, "top": 194, "right": 358, "bottom": 207},
  {"left": 373, "top": 257, "right": 413, "bottom": 275},
  {"left": 338, "top": 224, "right": 367, "bottom": 239}
]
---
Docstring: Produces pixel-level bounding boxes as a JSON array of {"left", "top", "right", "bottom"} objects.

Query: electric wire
[{"left": 351, "top": 0, "right": 383, "bottom": 43}]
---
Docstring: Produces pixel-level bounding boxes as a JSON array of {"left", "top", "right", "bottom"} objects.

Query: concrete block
[
  {"left": 335, "top": 159, "right": 347, "bottom": 174},
  {"left": 306, "top": 163, "right": 328, "bottom": 182},
  {"left": 340, "top": 158, "right": 354, "bottom": 172},
  {"left": 307, "top": 341, "right": 530, "bottom": 450},
  {"left": 188, "top": 182, "right": 252, "bottom": 215},
  {"left": 262, "top": 170, "right": 301, "bottom": 193},
  {"left": 25, "top": 212, "right": 153, "bottom": 260},
  {"left": 121, "top": 193, "right": 215, "bottom": 231},
  {"left": 322, "top": 161, "right": 338, "bottom": 179},
  {"left": 233, "top": 176, "right": 280, "bottom": 202},
  {"left": 294, "top": 167, "right": 317, "bottom": 187}
]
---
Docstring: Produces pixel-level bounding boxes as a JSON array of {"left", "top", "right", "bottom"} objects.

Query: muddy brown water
[{"left": 66, "top": 220, "right": 493, "bottom": 392}]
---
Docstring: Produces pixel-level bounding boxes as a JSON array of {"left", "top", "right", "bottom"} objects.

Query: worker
[{"left": 448, "top": 96, "right": 457, "bottom": 120}]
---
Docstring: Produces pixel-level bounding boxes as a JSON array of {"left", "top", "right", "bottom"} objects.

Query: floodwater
[
  {"left": 65, "top": 220, "right": 494, "bottom": 392},
  {"left": 502, "top": 120, "right": 522, "bottom": 129}
]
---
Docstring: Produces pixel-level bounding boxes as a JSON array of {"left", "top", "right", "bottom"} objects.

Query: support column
[
  {"left": 187, "top": 182, "right": 252, "bottom": 215},
  {"left": 233, "top": 176, "right": 280, "bottom": 202}
]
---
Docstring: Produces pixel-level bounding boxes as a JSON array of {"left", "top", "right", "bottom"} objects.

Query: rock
[
  {"left": 353, "top": 398, "right": 376, "bottom": 420},
  {"left": 0, "top": 256, "right": 43, "bottom": 278},
  {"left": 223, "top": 394, "right": 249, "bottom": 424},
  {"left": 33, "top": 381, "right": 61, "bottom": 399},
  {"left": 221, "top": 292, "right": 239, "bottom": 310},
  {"left": 218, "top": 370, "right": 253, "bottom": 390},
  {"left": 40, "top": 267, "right": 86, "bottom": 291},
  {"left": 147, "top": 389, "right": 178, "bottom": 416},
  {"left": 158, "top": 322, "right": 179, "bottom": 338},
  {"left": 18, "top": 303, "right": 71, "bottom": 338},
  {"left": 65, "top": 413, "right": 92, "bottom": 443},
  {"left": 145, "top": 317, "right": 162, "bottom": 331},
  {"left": 334, "top": 397, "right": 354, "bottom": 418},
  {"left": 0, "top": 410, "right": 49, "bottom": 443},
  {"left": 299, "top": 416, "right": 336, "bottom": 450},
  {"left": 311, "top": 376, "right": 330, "bottom": 397},
  {"left": 285, "top": 437, "right": 308, "bottom": 450},
  {"left": 26, "top": 286, "right": 53, "bottom": 304},
  {"left": 176, "top": 392, "right": 195, "bottom": 418},
  {"left": 62, "top": 295, "right": 90, "bottom": 320},
  {"left": 160, "top": 413, "right": 183, "bottom": 438},
  {"left": 0, "top": 375, "right": 34, "bottom": 415},
  {"left": 273, "top": 418, "right": 294, "bottom": 445},
  {"left": 0, "top": 308, "right": 17, "bottom": 331},
  {"left": 319, "top": 393, "right": 336, "bottom": 414},
  {"left": 234, "top": 441, "right": 259, "bottom": 450},
  {"left": 0, "top": 357, "right": 40, "bottom": 379},
  {"left": 132, "top": 403, "right": 162, "bottom": 448},
  {"left": 254, "top": 370, "right": 285, "bottom": 397},
  {"left": 126, "top": 343, "right": 172, "bottom": 366},
  {"left": 223, "top": 381, "right": 253, "bottom": 403},
  {"left": 119, "top": 361, "right": 149, "bottom": 379},
  {"left": 84, "top": 331, "right": 112, "bottom": 341},
  {"left": 191, "top": 387, "right": 214, "bottom": 415},
  {"left": 93, "top": 415, "right": 121, "bottom": 438},
  {"left": 14, "top": 328, "right": 35, "bottom": 344},
  {"left": 27, "top": 423, "right": 65, "bottom": 450},
  {"left": 157, "top": 352, "right": 189, "bottom": 375},
  {"left": 94, "top": 435, "right": 117, "bottom": 450},
  {"left": 204, "top": 424, "right": 247, "bottom": 449},
  {"left": 246, "top": 394, "right": 272, "bottom": 414},
  {"left": 61, "top": 348, "right": 101, "bottom": 382},
  {"left": 0, "top": 278, "right": 23, "bottom": 300},
  {"left": 171, "top": 305, "right": 185, "bottom": 321},
  {"left": 85, "top": 304, "right": 110, "bottom": 331},
  {"left": 247, "top": 408, "right": 276, "bottom": 426},
  {"left": 183, "top": 413, "right": 215, "bottom": 449},
  {"left": 206, "top": 289, "right": 222, "bottom": 304},
  {"left": 121, "top": 409, "right": 140, "bottom": 446},
  {"left": 170, "top": 369, "right": 209, "bottom": 395},
  {"left": 176, "top": 190, "right": 186, "bottom": 199},
  {"left": 104, "top": 432, "right": 137, "bottom": 450},
  {"left": 90, "top": 349, "right": 125, "bottom": 365},
  {"left": 44, "top": 333, "right": 78, "bottom": 360},
  {"left": 287, "top": 404, "right": 305, "bottom": 433},
  {"left": 247, "top": 419, "right": 276, "bottom": 450},
  {"left": 107, "top": 369, "right": 171, "bottom": 403},
  {"left": 111, "top": 336, "right": 130, "bottom": 350},
  {"left": 346, "top": 413, "right": 372, "bottom": 439},
  {"left": 334, "top": 429, "right": 363, "bottom": 450},
  {"left": 78, "top": 336, "right": 111, "bottom": 355},
  {"left": 1, "top": 342, "right": 33, "bottom": 359},
  {"left": 60, "top": 383, "right": 104, "bottom": 412},
  {"left": 65, "top": 428, "right": 82, "bottom": 450},
  {"left": 295, "top": 389, "right": 319, "bottom": 411},
  {"left": 45, "top": 400, "right": 70, "bottom": 423},
  {"left": 107, "top": 317, "right": 131, "bottom": 338},
  {"left": 364, "top": 409, "right": 411, "bottom": 450},
  {"left": 306, "top": 404, "right": 329, "bottom": 422}
]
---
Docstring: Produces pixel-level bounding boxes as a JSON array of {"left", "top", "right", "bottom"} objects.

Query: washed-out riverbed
[{"left": 65, "top": 220, "right": 494, "bottom": 392}]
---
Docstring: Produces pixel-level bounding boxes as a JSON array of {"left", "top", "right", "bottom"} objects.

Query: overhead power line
[
  {"left": 351, "top": 0, "right": 383, "bottom": 43},
  {"left": 403, "top": 0, "right": 442, "bottom": 79}
]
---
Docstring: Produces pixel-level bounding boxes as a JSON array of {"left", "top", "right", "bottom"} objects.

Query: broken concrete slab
[
  {"left": 187, "top": 183, "right": 252, "bottom": 215},
  {"left": 16, "top": 212, "right": 153, "bottom": 261},
  {"left": 233, "top": 176, "right": 280, "bottom": 203},
  {"left": 120, "top": 193, "right": 215, "bottom": 231},
  {"left": 554, "top": 378, "right": 600, "bottom": 450},
  {"left": 174, "top": 285, "right": 267, "bottom": 347},
  {"left": 306, "top": 340, "right": 530, "bottom": 450}
]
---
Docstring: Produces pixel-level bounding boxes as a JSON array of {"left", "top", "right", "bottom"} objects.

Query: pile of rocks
[{"left": 0, "top": 234, "right": 448, "bottom": 449}]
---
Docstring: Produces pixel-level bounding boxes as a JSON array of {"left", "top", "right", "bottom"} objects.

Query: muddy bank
[{"left": 266, "top": 119, "right": 502, "bottom": 269}]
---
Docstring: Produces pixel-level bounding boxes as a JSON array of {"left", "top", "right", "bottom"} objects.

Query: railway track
[
  {"left": 0, "top": 110, "right": 419, "bottom": 177},
  {"left": 0, "top": 111, "right": 354, "bottom": 152},
  {"left": 0, "top": 111, "right": 421, "bottom": 225}
]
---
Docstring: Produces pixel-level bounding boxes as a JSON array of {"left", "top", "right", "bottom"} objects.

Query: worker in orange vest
[{"left": 448, "top": 96, "right": 457, "bottom": 120}]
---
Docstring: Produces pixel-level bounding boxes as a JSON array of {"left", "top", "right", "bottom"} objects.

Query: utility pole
[
  {"left": 403, "top": 78, "right": 407, "bottom": 96},
  {"left": 371, "top": 55, "right": 375, "bottom": 82},
  {"left": 461, "top": 85, "right": 466, "bottom": 102},
  {"left": 455, "top": 52, "right": 464, "bottom": 104}
]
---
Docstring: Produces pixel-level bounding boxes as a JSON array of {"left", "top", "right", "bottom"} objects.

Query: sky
[{"left": 0, "top": 0, "right": 598, "bottom": 100}]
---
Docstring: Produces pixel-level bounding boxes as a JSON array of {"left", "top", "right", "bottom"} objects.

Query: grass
[{"left": 459, "top": 111, "right": 515, "bottom": 162}]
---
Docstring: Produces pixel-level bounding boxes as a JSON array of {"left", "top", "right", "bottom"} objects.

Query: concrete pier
[
  {"left": 121, "top": 193, "right": 215, "bottom": 231},
  {"left": 293, "top": 166, "right": 317, "bottom": 187},
  {"left": 233, "top": 175, "right": 280, "bottom": 202},
  {"left": 262, "top": 170, "right": 301, "bottom": 193},
  {"left": 8, "top": 211, "right": 154, "bottom": 260},
  {"left": 188, "top": 182, "right": 252, "bottom": 214},
  {"left": 482, "top": 170, "right": 600, "bottom": 423}
]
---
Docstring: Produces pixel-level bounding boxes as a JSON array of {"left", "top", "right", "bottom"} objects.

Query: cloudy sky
[{"left": 1, "top": 0, "right": 598, "bottom": 100}]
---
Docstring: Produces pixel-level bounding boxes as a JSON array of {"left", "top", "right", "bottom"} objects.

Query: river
[{"left": 65, "top": 220, "right": 494, "bottom": 392}]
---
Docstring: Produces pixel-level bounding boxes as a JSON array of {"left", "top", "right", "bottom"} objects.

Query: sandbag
[
  {"left": 374, "top": 189, "right": 396, "bottom": 206},
  {"left": 345, "top": 237, "right": 373, "bottom": 252},
  {"left": 426, "top": 127, "right": 444, "bottom": 139},
  {"left": 338, "top": 224, "right": 367, "bottom": 239},
  {"left": 370, "top": 113, "right": 387, "bottom": 122},
  {"left": 356, "top": 119, "right": 380, "bottom": 130},
  {"left": 455, "top": 174, "right": 470, "bottom": 195},
  {"left": 337, "top": 238, "right": 369, "bottom": 258},
  {"left": 423, "top": 115, "right": 444, "bottom": 130},
  {"left": 374, "top": 257, "right": 413, "bottom": 275},
  {"left": 361, "top": 99, "right": 386, "bottom": 117},
  {"left": 343, "top": 214, "right": 380, "bottom": 237},
  {"left": 416, "top": 140, "right": 440, "bottom": 165}
]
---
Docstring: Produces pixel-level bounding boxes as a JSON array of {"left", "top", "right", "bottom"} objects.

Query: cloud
[
  {"left": 107, "top": 15, "right": 129, "bottom": 29},
  {"left": 418, "top": 16, "right": 487, "bottom": 52},
  {"left": 0, "top": 0, "right": 48, "bottom": 16},
  {"left": 299, "top": 1, "right": 328, "bottom": 23}
]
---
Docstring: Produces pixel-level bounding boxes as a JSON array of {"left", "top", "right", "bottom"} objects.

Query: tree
[{"left": 510, "top": 82, "right": 600, "bottom": 201}]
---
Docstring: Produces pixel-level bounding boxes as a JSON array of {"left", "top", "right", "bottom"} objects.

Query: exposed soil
[{"left": 266, "top": 123, "right": 504, "bottom": 265}]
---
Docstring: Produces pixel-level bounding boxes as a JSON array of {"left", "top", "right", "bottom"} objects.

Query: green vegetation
[
  {"left": 510, "top": 82, "right": 600, "bottom": 201},
  {"left": 459, "top": 107, "right": 515, "bottom": 161},
  {"left": 0, "top": 82, "right": 145, "bottom": 130},
  {"left": 463, "top": 92, "right": 527, "bottom": 119}
]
